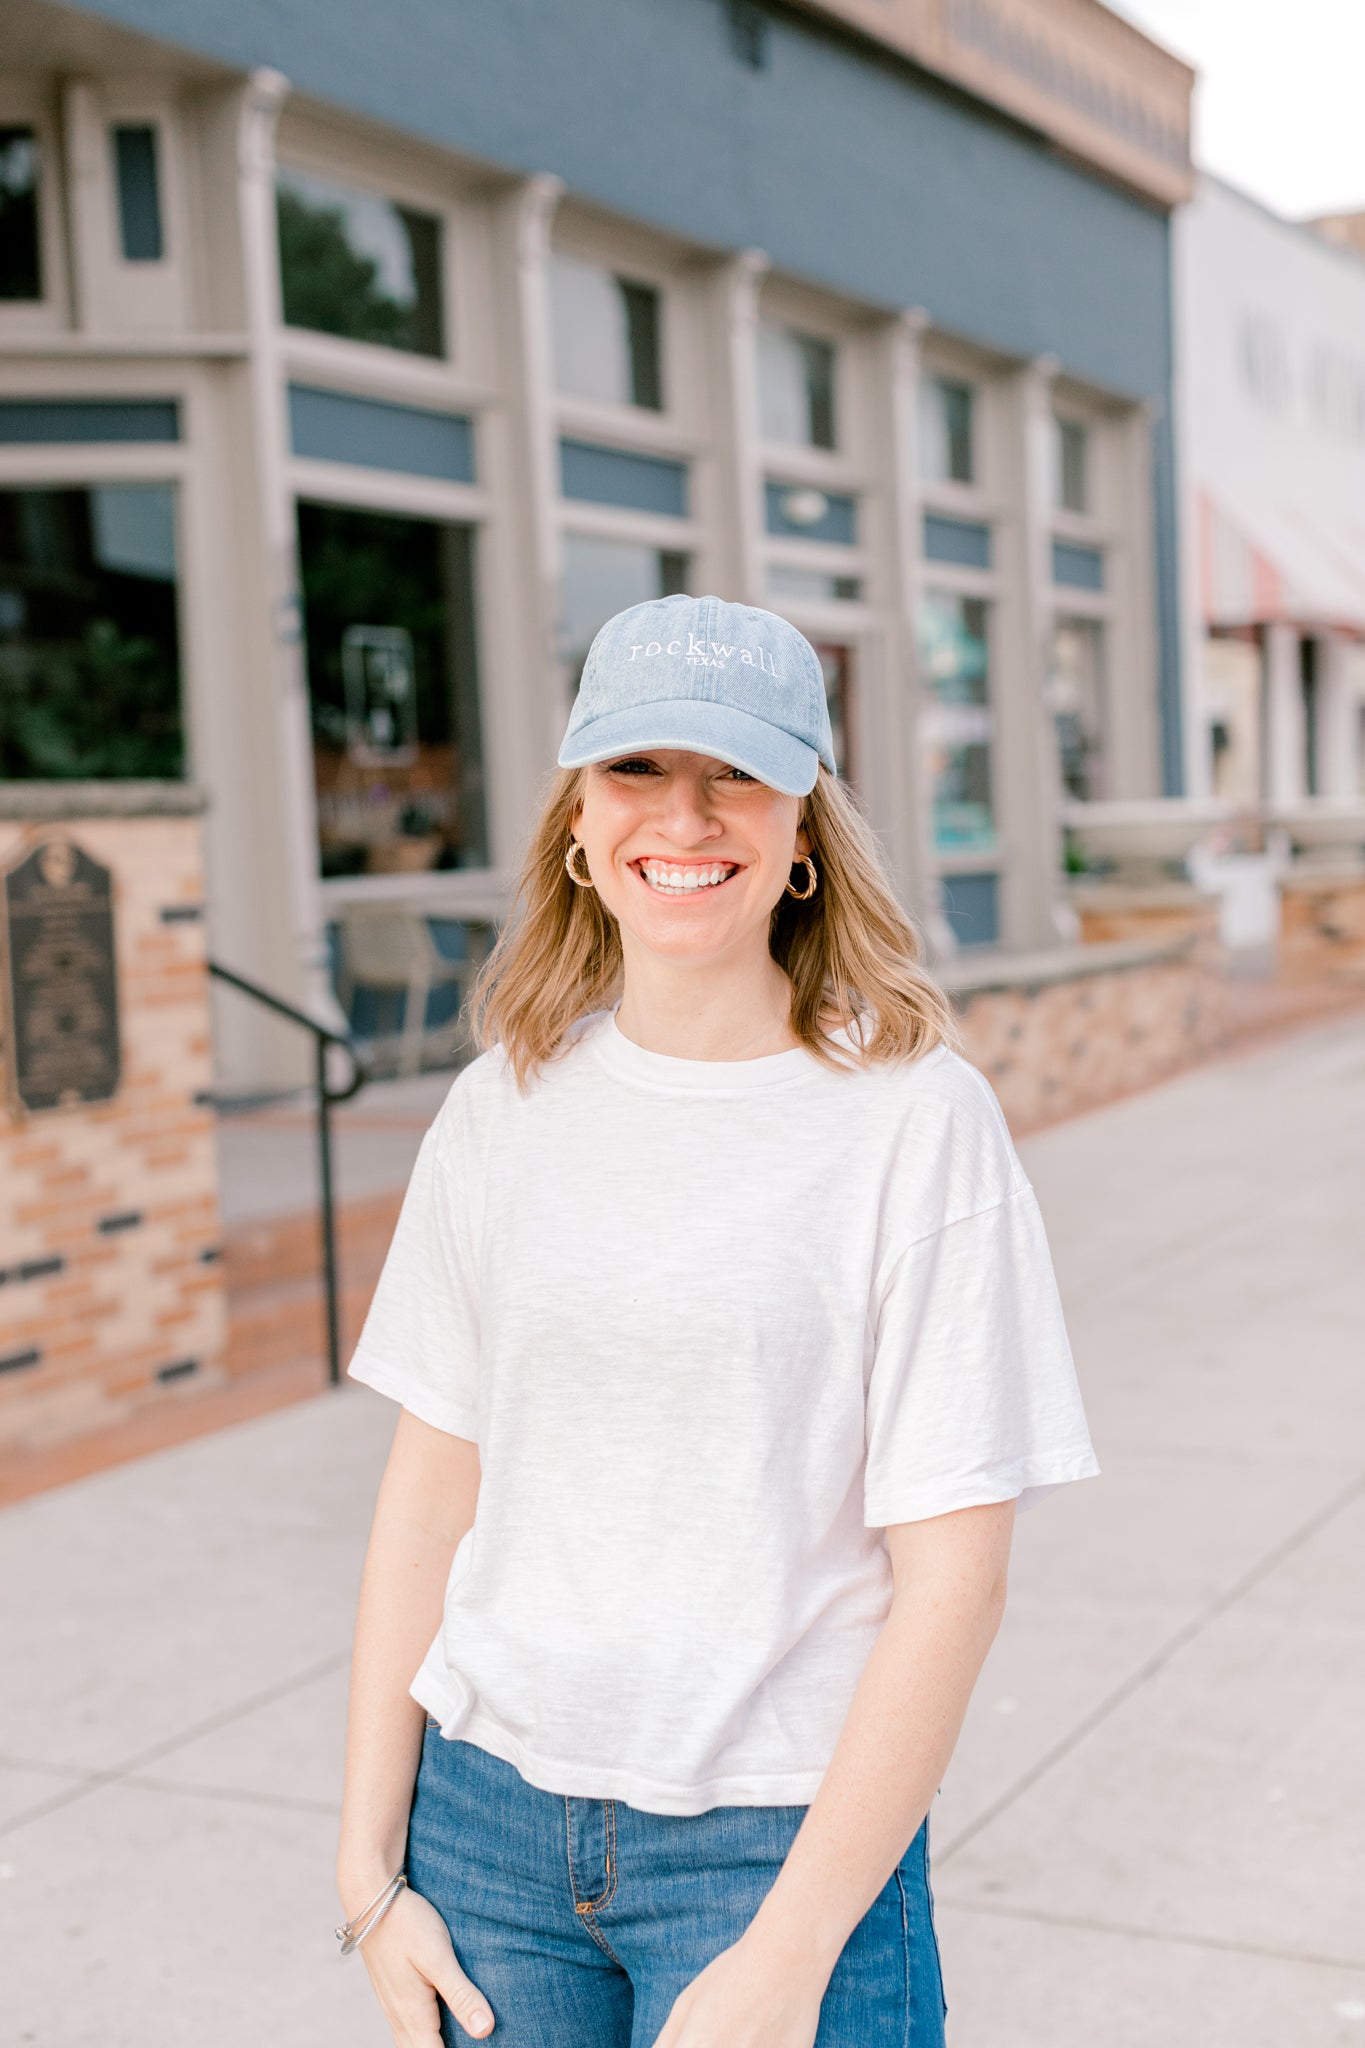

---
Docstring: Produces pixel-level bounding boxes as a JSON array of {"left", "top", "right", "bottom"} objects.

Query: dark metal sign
[{"left": 2, "top": 838, "right": 120, "bottom": 1113}]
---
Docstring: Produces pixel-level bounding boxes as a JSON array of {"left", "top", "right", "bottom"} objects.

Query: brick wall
[{"left": 0, "top": 787, "right": 226, "bottom": 1453}]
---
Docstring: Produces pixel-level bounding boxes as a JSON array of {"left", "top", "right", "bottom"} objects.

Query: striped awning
[{"left": 1197, "top": 487, "right": 1365, "bottom": 634}]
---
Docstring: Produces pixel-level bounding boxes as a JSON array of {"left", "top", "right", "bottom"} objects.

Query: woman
[{"left": 337, "top": 595, "right": 1100, "bottom": 2048}]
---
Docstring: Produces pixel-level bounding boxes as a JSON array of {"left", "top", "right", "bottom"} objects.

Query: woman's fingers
[{"left": 430, "top": 1951, "right": 495, "bottom": 2039}]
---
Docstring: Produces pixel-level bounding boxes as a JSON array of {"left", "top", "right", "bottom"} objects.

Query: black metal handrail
[{"left": 209, "top": 959, "right": 368, "bottom": 1388}]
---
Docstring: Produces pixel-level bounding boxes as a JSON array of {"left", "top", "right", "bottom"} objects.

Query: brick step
[
  {"left": 223, "top": 1188, "right": 404, "bottom": 1296},
  {"left": 0, "top": 1354, "right": 331, "bottom": 1509},
  {"left": 223, "top": 1272, "right": 377, "bottom": 1380}
]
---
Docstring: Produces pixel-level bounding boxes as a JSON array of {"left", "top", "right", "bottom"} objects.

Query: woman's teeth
[{"left": 639, "top": 862, "right": 736, "bottom": 893}]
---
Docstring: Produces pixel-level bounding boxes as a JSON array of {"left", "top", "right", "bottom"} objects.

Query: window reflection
[
  {"left": 0, "top": 128, "right": 41, "bottom": 301},
  {"left": 298, "top": 504, "right": 485, "bottom": 876},
  {"left": 757, "top": 324, "right": 836, "bottom": 449},
  {"left": 766, "top": 565, "right": 860, "bottom": 604},
  {"left": 1048, "top": 617, "right": 1105, "bottom": 801},
  {"left": 0, "top": 485, "right": 182, "bottom": 778},
  {"left": 549, "top": 255, "right": 663, "bottom": 410},
  {"left": 920, "top": 377, "right": 975, "bottom": 485},
  {"left": 919, "top": 591, "right": 994, "bottom": 850},
  {"left": 560, "top": 534, "right": 689, "bottom": 683},
  {"left": 276, "top": 167, "right": 444, "bottom": 357},
  {"left": 1054, "top": 418, "right": 1089, "bottom": 513}
]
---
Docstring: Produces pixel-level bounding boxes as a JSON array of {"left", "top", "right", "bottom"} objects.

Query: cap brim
[{"left": 557, "top": 698, "right": 820, "bottom": 796}]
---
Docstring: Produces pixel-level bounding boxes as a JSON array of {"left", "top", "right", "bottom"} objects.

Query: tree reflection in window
[
  {"left": 276, "top": 167, "right": 444, "bottom": 358},
  {"left": 0, "top": 486, "right": 182, "bottom": 778}
]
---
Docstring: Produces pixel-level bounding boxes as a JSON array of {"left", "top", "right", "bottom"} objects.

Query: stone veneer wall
[
  {"left": 0, "top": 786, "right": 226, "bottom": 1452},
  {"left": 947, "top": 938, "right": 1225, "bottom": 1134},
  {"left": 1278, "top": 871, "right": 1365, "bottom": 985}
]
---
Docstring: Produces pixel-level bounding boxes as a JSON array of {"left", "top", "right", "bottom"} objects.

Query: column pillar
[
  {"left": 482, "top": 175, "right": 566, "bottom": 856},
  {"left": 1262, "top": 621, "right": 1304, "bottom": 806},
  {"left": 704, "top": 249, "right": 769, "bottom": 607},
  {"left": 994, "top": 356, "right": 1069, "bottom": 950}
]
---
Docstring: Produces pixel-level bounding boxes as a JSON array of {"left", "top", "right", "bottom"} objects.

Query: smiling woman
[{"left": 337, "top": 595, "right": 1101, "bottom": 2048}]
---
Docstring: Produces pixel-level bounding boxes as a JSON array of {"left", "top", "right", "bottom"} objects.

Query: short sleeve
[
  {"left": 347, "top": 1100, "right": 481, "bottom": 1441},
  {"left": 863, "top": 1186, "right": 1100, "bottom": 1526}
]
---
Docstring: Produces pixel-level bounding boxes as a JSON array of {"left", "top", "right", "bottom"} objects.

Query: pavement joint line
[
  {"left": 933, "top": 1895, "right": 1365, "bottom": 1975},
  {"left": 0, "top": 1647, "right": 351, "bottom": 1842},
  {"left": 937, "top": 1464, "right": 1365, "bottom": 1866},
  {"left": 119, "top": 1773, "right": 341, "bottom": 1816}
]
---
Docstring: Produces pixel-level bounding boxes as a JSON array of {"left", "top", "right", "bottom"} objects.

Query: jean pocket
[{"left": 424, "top": 1714, "right": 442, "bottom": 1731}]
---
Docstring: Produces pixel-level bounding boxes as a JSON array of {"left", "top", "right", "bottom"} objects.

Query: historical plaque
[{"left": 2, "top": 838, "right": 120, "bottom": 1113}]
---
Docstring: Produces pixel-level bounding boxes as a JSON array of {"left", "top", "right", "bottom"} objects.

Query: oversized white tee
[{"left": 349, "top": 1011, "right": 1100, "bottom": 1815}]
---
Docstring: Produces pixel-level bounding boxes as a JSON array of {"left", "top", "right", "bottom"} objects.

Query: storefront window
[
  {"left": 0, "top": 485, "right": 182, "bottom": 777},
  {"left": 1048, "top": 617, "right": 1106, "bottom": 802},
  {"left": 298, "top": 503, "right": 485, "bottom": 876},
  {"left": 276, "top": 167, "right": 444, "bottom": 357},
  {"left": 815, "top": 644, "right": 853, "bottom": 781},
  {"left": 766, "top": 566, "right": 860, "bottom": 605},
  {"left": 918, "top": 591, "right": 994, "bottom": 850},
  {"left": 560, "top": 534, "right": 689, "bottom": 683},
  {"left": 757, "top": 324, "right": 836, "bottom": 449},
  {"left": 920, "top": 377, "right": 974, "bottom": 485},
  {"left": 1054, "top": 417, "right": 1089, "bottom": 513},
  {"left": 0, "top": 128, "right": 41, "bottom": 300},
  {"left": 549, "top": 255, "right": 663, "bottom": 410}
]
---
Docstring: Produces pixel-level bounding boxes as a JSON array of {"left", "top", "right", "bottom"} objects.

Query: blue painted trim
[
  {"left": 559, "top": 438, "right": 688, "bottom": 518},
  {"left": 287, "top": 383, "right": 475, "bottom": 483},
  {"left": 1051, "top": 539, "right": 1104, "bottom": 591},
  {"left": 1151, "top": 406, "right": 1184, "bottom": 795},
  {"left": 764, "top": 482, "right": 856, "bottom": 545},
  {"left": 0, "top": 398, "right": 179, "bottom": 444},
  {"left": 941, "top": 871, "right": 999, "bottom": 949},
  {"left": 924, "top": 514, "right": 992, "bottom": 570}
]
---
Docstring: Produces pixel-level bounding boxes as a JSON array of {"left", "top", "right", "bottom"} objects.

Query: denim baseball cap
[{"left": 557, "top": 594, "right": 836, "bottom": 796}]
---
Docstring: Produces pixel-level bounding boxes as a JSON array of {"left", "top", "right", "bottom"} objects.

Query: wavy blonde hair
[{"left": 471, "top": 764, "right": 959, "bottom": 1085}]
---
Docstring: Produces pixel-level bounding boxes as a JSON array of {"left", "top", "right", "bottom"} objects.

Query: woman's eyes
[{"left": 604, "top": 759, "right": 757, "bottom": 786}]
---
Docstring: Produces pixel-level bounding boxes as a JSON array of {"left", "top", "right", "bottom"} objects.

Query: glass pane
[
  {"left": 765, "top": 566, "right": 860, "bottom": 603},
  {"left": 112, "top": 125, "right": 163, "bottom": 262},
  {"left": 757, "top": 324, "right": 836, "bottom": 449},
  {"left": 920, "top": 377, "right": 974, "bottom": 485},
  {"left": 1055, "top": 417, "right": 1088, "bottom": 513},
  {"left": 918, "top": 591, "right": 993, "bottom": 849},
  {"left": 549, "top": 255, "right": 663, "bottom": 410},
  {"left": 276, "top": 167, "right": 444, "bottom": 357},
  {"left": 298, "top": 504, "right": 485, "bottom": 876},
  {"left": 0, "top": 127, "right": 41, "bottom": 301},
  {"left": 0, "top": 485, "right": 182, "bottom": 777},
  {"left": 1048, "top": 617, "right": 1105, "bottom": 801},
  {"left": 560, "top": 534, "right": 689, "bottom": 682}
]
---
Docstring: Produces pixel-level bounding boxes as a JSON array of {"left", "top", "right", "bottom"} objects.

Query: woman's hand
[
  {"left": 350, "top": 1882, "right": 495, "bottom": 2044},
  {"left": 650, "top": 1925, "right": 829, "bottom": 2048}
]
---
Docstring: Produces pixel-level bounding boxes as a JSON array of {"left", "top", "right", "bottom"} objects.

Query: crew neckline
[{"left": 591, "top": 1008, "right": 819, "bottom": 1091}]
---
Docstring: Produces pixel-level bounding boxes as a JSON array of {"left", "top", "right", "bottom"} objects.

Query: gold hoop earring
[
  {"left": 785, "top": 855, "right": 818, "bottom": 901},
  {"left": 565, "top": 838, "right": 595, "bottom": 888}
]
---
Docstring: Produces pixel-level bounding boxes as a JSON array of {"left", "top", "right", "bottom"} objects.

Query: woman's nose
[{"left": 658, "top": 775, "right": 721, "bottom": 843}]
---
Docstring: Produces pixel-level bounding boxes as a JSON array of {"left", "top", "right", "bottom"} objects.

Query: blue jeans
[{"left": 406, "top": 1723, "right": 948, "bottom": 2048}]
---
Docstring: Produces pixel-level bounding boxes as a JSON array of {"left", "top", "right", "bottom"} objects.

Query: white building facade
[
  {"left": 1, "top": 0, "right": 1192, "bottom": 1087},
  {"left": 1176, "top": 177, "right": 1365, "bottom": 810}
]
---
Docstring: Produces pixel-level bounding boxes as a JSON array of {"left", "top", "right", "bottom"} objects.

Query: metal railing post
[{"left": 208, "top": 960, "right": 366, "bottom": 1391}]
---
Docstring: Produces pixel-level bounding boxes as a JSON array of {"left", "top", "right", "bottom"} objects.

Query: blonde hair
[{"left": 471, "top": 765, "right": 960, "bottom": 1085}]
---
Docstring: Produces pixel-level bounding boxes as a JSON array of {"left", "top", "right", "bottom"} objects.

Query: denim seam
[
  {"left": 563, "top": 1797, "right": 625, "bottom": 1967},
  {"left": 893, "top": 1865, "right": 911, "bottom": 2048},
  {"left": 922, "top": 1819, "right": 948, "bottom": 2019}
]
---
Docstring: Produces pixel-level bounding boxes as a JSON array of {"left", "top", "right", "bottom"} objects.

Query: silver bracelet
[{"left": 335, "top": 1871, "right": 407, "bottom": 1956}]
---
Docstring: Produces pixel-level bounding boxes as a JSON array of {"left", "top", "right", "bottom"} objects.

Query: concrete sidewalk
[{"left": 2, "top": 1017, "right": 1363, "bottom": 2046}]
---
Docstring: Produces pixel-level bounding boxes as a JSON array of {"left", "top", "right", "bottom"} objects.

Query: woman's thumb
[{"left": 437, "top": 1958, "right": 495, "bottom": 2039}]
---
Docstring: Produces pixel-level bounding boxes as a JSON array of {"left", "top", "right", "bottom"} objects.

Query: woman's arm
[
  {"left": 337, "top": 1407, "right": 495, "bottom": 2044},
  {"left": 654, "top": 1496, "right": 1015, "bottom": 2048}
]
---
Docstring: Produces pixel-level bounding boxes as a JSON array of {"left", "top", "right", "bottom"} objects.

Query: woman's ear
[{"left": 795, "top": 808, "right": 812, "bottom": 860}]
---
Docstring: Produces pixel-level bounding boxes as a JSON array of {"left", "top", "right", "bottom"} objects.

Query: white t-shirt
[{"left": 349, "top": 1010, "right": 1099, "bottom": 1816}]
